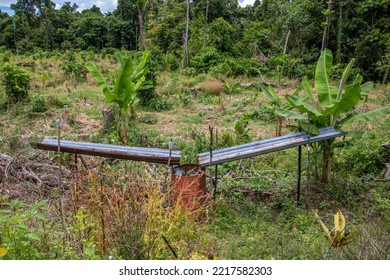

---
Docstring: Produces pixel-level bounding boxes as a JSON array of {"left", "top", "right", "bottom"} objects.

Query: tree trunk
[
  {"left": 313, "top": 143, "right": 319, "bottom": 180},
  {"left": 321, "top": 140, "right": 334, "bottom": 183},
  {"left": 283, "top": 30, "right": 291, "bottom": 54},
  {"left": 276, "top": 117, "right": 282, "bottom": 136},
  {"left": 203, "top": 0, "right": 209, "bottom": 48},
  {"left": 184, "top": 0, "right": 190, "bottom": 68},
  {"left": 336, "top": 1, "right": 343, "bottom": 64},
  {"left": 137, "top": 5, "right": 146, "bottom": 51},
  {"left": 321, "top": 0, "right": 333, "bottom": 51}
]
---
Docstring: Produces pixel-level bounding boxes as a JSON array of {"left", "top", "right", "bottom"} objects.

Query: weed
[
  {"left": 60, "top": 51, "right": 87, "bottom": 83},
  {"left": 0, "top": 198, "right": 60, "bottom": 260},
  {"left": 31, "top": 93, "right": 48, "bottom": 113}
]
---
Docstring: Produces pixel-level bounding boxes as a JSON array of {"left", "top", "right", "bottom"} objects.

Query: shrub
[
  {"left": 183, "top": 67, "right": 197, "bottom": 77},
  {"left": 0, "top": 198, "right": 60, "bottom": 260},
  {"left": 210, "top": 57, "right": 262, "bottom": 77},
  {"left": 1, "top": 62, "right": 31, "bottom": 103},
  {"left": 340, "top": 140, "right": 389, "bottom": 177},
  {"left": 191, "top": 47, "right": 222, "bottom": 73},
  {"left": 31, "top": 93, "right": 48, "bottom": 113},
  {"left": 138, "top": 49, "right": 160, "bottom": 107},
  {"left": 60, "top": 51, "right": 87, "bottom": 83},
  {"left": 179, "top": 88, "right": 194, "bottom": 107},
  {"left": 148, "top": 98, "right": 174, "bottom": 112},
  {"left": 164, "top": 53, "right": 180, "bottom": 71}
]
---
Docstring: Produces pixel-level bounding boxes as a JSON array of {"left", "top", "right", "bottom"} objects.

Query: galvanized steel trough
[
  {"left": 198, "top": 127, "right": 344, "bottom": 167},
  {"left": 31, "top": 138, "right": 181, "bottom": 165}
]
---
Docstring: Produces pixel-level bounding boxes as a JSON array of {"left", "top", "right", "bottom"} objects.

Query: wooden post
[
  {"left": 209, "top": 126, "right": 213, "bottom": 191},
  {"left": 283, "top": 30, "right": 291, "bottom": 54},
  {"left": 306, "top": 115, "right": 312, "bottom": 208},
  {"left": 56, "top": 119, "right": 62, "bottom": 188},
  {"left": 297, "top": 144, "right": 302, "bottom": 207},
  {"left": 213, "top": 129, "right": 218, "bottom": 199}
]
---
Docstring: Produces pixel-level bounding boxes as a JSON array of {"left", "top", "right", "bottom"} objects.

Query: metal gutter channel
[
  {"left": 198, "top": 127, "right": 335, "bottom": 157},
  {"left": 38, "top": 138, "right": 180, "bottom": 156},
  {"left": 198, "top": 128, "right": 344, "bottom": 167},
  {"left": 31, "top": 138, "right": 181, "bottom": 165}
]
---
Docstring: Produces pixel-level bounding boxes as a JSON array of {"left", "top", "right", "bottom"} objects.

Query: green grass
[{"left": 0, "top": 53, "right": 389, "bottom": 260}]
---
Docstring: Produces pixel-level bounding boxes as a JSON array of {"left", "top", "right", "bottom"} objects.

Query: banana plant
[
  {"left": 282, "top": 49, "right": 390, "bottom": 183},
  {"left": 86, "top": 50, "right": 150, "bottom": 114},
  {"left": 315, "top": 210, "right": 352, "bottom": 249},
  {"left": 86, "top": 50, "right": 151, "bottom": 144},
  {"left": 260, "top": 83, "right": 293, "bottom": 136}
]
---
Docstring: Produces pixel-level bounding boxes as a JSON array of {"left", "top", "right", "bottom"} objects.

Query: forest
[{"left": 0, "top": 0, "right": 389, "bottom": 260}]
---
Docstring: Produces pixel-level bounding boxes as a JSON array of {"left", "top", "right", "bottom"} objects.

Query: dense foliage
[
  {"left": 1, "top": 62, "right": 30, "bottom": 102},
  {"left": 0, "top": 0, "right": 389, "bottom": 82}
]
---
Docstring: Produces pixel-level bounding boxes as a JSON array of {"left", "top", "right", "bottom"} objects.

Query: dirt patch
[
  {"left": 198, "top": 80, "right": 225, "bottom": 94},
  {"left": 76, "top": 113, "right": 101, "bottom": 135},
  {"left": 142, "top": 110, "right": 184, "bottom": 141}
]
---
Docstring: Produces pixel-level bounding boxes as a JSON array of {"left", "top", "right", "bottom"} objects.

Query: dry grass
[{"left": 197, "top": 80, "right": 225, "bottom": 94}]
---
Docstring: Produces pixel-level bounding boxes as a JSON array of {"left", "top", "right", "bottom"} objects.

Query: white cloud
[
  {"left": 5, "top": 1, "right": 118, "bottom": 13},
  {"left": 4, "top": 0, "right": 254, "bottom": 14},
  {"left": 239, "top": 0, "right": 255, "bottom": 7}
]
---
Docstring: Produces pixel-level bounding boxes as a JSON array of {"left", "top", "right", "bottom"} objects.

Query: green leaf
[
  {"left": 337, "top": 58, "right": 355, "bottom": 101},
  {"left": 263, "top": 102, "right": 274, "bottom": 111},
  {"left": 300, "top": 122, "right": 320, "bottom": 135},
  {"left": 27, "top": 233, "right": 40, "bottom": 241},
  {"left": 34, "top": 212, "right": 46, "bottom": 221},
  {"left": 85, "top": 62, "right": 115, "bottom": 102},
  {"left": 260, "top": 83, "right": 281, "bottom": 105},
  {"left": 114, "top": 58, "right": 135, "bottom": 103},
  {"left": 131, "top": 51, "right": 149, "bottom": 80},
  {"left": 339, "top": 107, "right": 390, "bottom": 127},
  {"left": 301, "top": 78, "right": 316, "bottom": 102},
  {"left": 114, "top": 51, "right": 125, "bottom": 67},
  {"left": 345, "top": 131, "right": 375, "bottom": 139},
  {"left": 315, "top": 49, "right": 338, "bottom": 107},
  {"left": 275, "top": 108, "right": 306, "bottom": 120},
  {"left": 360, "top": 81, "right": 373, "bottom": 100},
  {"left": 285, "top": 94, "right": 323, "bottom": 117},
  {"left": 332, "top": 76, "right": 362, "bottom": 119},
  {"left": 291, "top": 83, "right": 303, "bottom": 97}
]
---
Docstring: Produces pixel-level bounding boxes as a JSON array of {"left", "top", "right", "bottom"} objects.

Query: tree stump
[{"left": 102, "top": 109, "right": 113, "bottom": 127}]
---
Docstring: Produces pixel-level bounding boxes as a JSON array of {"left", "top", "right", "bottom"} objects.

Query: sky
[{"left": 1, "top": 0, "right": 255, "bottom": 15}]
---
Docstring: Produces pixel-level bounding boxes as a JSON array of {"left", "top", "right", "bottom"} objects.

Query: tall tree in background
[
  {"left": 321, "top": 0, "right": 333, "bottom": 51},
  {"left": 203, "top": 0, "right": 209, "bottom": 48},
  {"left": 184, "top": 0, "right": 190, "bottom": 67},
  {"left": 137, "top": 0, "right": 146, "bottom": 50}
]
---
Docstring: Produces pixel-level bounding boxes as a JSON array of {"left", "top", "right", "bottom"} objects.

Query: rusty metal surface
[
  {"left": 31, "top": 138, "right": 181, "bottom": 165},
  {"left": 198, "top": 127, "right": 344, "bottom": 167}
]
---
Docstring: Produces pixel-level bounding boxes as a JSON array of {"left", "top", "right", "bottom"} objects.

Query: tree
[
  {"left": 60, "top": 2, "right": 78, "bottom": 13},
  {"left": 137, "top": 0, "right": 146, "bottom": 50},
  {"left": 202, "top": 0, "right": 209, "bottom": 48},
  {"left": 184, "top": 0, "right": 190, "bottom": 67},
  {"left": 208, "top": 17, "right": 234, "bottom": 53}
]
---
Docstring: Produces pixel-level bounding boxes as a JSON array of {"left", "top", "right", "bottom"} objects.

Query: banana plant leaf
[
  {"left": 274, "top": 108, "right": 306, "bottom": 120},
  {"left": 285, "top": 94, "right": 323, "bottom": 118},
  {"left": 315, "top": 49, "right": 338, "bottom": 108},
  {"left": 339, "top": 106, "right": 390, "bottom": 127},
  {"left": 331, "top": 76, "right": 363, "bottom": 120},
  {"left": 260, "top": 83, "right": 281, "bottom": 105},
  {"left": 336, "top": 58, "right": 355, "bottom": 100},
  {"left": 85, "top": 61, "right": 116, "bottom": 102}
]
